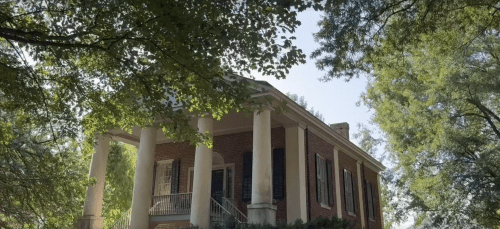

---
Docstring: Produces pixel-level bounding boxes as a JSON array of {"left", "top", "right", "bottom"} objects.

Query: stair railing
[
  {"left": 110, "top": 208, "right": 132, "bottom": 229},
  {"left": 210, "top": 197, "right": 235, "bottom": 224},
  {"left": 222, "top": 197, "right": 247, "bottom": 223}
]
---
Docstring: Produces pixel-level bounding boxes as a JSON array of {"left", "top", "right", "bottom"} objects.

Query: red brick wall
[
  {"left": 151, "top": 127, "right": 382, "bottom": 229},
  {"left": 337, "top": 150, "right": 362, "bottom": 229},
  {"left": 154, "top": 141, "right": 196, "bottom": 194},
  {"left": 153, "top": 127, "right": 287, "bottom": 223},
  {"left": 149, "top": 220, "right": 190, "bottom": 229},
  {"left": 306, "top": 129, "right": 369, "bottom": 229},
  {"left": 306, "top": 131, "right": 338, "bottom": 219}
]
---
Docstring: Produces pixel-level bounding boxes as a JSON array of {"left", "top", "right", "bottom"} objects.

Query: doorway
[
  {"left": 188, "top": 164, "right": 235, "bottom": 201},
  {"left": 211, "top": 169, "right": 224, "bottom": 204}
]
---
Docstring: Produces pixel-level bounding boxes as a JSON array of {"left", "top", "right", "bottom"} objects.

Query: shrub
[{"left": 191, "top": 217, "right": 352, "bottom": 229}]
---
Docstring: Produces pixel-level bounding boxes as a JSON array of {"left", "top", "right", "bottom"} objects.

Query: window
[
  {"left": 366, "top": 180, "right": 376, "bottom": 220},
  {"left": 316, "top": 154, "right": 334, "bottom": 207},
  {"left": 343, "top": 169, "right": 357, "bottom": 214},
  {"left": 155, "top": 160, "right": 173, "bottom": 196}
]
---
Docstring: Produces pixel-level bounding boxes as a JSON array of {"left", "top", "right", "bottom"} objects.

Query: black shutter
[
  {"left": 315, "top": 154, "right": 320, "bottom": 202},
  {"left": 171, "top": 160, "right": 181, "bottom": 194},
  {"left": 327, "top": 160, "right": 334, "bottom": 206},
  {"left": 152, "top": 162, "right": 157, "bottom": 195},
  {"left": 273, "top": 148, "right": 285, "bottom": 200},
  {"left": 343, "top": 169, "right": 348, "bottom": 211},
  {"left": 367, "top": 181, "right": 373, "bottom": 220},
  {"left": 352, "top": 173, "right": 357, "bottom": 214},
  {"left": 242, "top": 152, "right": 252, "bottom": 202},
  {"left": 372, "top": 183, "right": 377, "bottom": 220}
]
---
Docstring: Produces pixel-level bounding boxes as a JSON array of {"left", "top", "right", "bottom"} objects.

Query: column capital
[
  {"left": 357, "top": 160, "right": 363, "bottom": 165},
  {"left": 283, "top": 122, "right": 306, "bottom": 129},
  {"left": 197, "top": 116, "right": 213, "bottom": 134},
  {"left": 196, "top": 112, "right": 212, "bottom": 118},
  {"left": 252, "top": 105, "right": 275, "bottom": 112}
]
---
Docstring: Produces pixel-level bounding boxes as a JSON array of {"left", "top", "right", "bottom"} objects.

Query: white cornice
[{"left": 256, "top": 89, "right": 386, "bottom": 172}]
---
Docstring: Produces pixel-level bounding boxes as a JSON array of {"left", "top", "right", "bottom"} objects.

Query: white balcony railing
[
  {"left": 149, "top": 193, "right": 192, "bottom": 216},
  {"left": 111, "top": 192, "right": 247, "bottom": 228}
]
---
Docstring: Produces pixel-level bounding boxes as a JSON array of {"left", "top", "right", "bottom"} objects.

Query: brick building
[{"left": 78, "top": 79, "right": 385, "bottom": 229}]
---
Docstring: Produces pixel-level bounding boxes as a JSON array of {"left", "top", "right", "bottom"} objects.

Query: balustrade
[{"left": 149, "top": 193, "right": 192, "bottom": 216}]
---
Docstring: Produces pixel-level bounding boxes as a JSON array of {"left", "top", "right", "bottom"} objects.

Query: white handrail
[
  {"left": 110, "top": 208, "right": 132, "bottom": 229},
  {"left": 222, "top": 197, "right": 248, "bottom": 223},
  {"left": 210, "top": 197, "right": 235, "bottom": 224},
  {"left": 149, "top": 193, "right": 192, "bottom": 216}
]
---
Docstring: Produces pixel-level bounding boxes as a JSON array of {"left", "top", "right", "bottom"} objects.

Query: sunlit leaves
[{"left": 315, "top": 0, "right": 500, "bottom": 228}]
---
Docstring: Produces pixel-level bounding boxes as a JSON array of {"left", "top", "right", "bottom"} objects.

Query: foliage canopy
[
  {"left": 0, "top": 0, "right": 322, "bottom": 227},
  {"left": 0, "top": 0, "right": 320, "bottom": 145},
  {"left": 314, "top": 0, "right": 500, "bottom": 228}
]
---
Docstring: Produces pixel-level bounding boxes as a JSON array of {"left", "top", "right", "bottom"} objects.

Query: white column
[
  {"left": 79, "top": 135, "right": 111, "bottom": 229},
  {"left": 378, "top": 173, "right": 385, "bottom": 229},
  {"left": 357, "top": 161, "right": 366, "bottom": 229},
  {"left": 130, "top": 127, "right": 157, "bottom": 229},
  {"left": 190, "top": 117, "right": 213, "bottom": 229},
  {"left": 248, "top": 108, "right": 276, "bottom": 225},
  {"left": 334, "top": 149, "right": 342, "bottom": 218},
  {"left": 285, "top": 125, "right": 307, "bottom": 223}
]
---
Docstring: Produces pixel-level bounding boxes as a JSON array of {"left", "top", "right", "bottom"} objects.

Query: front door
[{"left": 211, "top": 169, "right": 224, "bottom": 204}]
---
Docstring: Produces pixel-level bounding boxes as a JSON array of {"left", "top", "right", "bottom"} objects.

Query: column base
[
  {"left": 77, "top": 216, "right": 104, "bottom": 229},
  {"left": 247, "top": 203, "right": 277, "bottom": 225}
]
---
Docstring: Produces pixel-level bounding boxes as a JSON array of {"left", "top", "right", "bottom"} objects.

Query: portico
[{"left": 78, "top": 103, "right": 306, "bottom": 229}]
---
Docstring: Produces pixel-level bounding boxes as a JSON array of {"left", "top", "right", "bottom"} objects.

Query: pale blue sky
[
  {"left": 254, "top": 10, "right": 415, "bottom": 228},
  {"left": 253, "top": 10, "right": 374, "bottom": 145}
]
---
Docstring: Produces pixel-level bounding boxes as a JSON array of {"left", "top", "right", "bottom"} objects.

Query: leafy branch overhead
[
  {"left": 314, "top": 0, "right": 500, "bottom": 228},
  {"left": 0, "top": 1, "right": 324, "bottom": 228},
  {"left": 0, "top": 0, "right": 321, "bottom": 146}
]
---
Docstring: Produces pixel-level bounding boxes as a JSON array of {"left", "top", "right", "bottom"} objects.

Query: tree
[
  {"left": 314, "top": 1, "right": 500, "bottom": 228},
  {"left": 102, "top": 142, "right": 137, "bottom": 228},
  {"left": 0, "top": 0, "right": 322, "bottom": 146},
  {"left": 0, "top": 1, "right": 321, "bottom": 227},
  {"left": 353, "top": 124, "right": 411, "bottom": 229},
  {"left": 0, "top": 112, "right": 91, "bottom": 228},
  {"left": 285, "top": 92, "right": 325, "bottom": 122}
]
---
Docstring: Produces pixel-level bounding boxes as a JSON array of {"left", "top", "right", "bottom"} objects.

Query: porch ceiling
[{"left": 108, "top": 109, "right": 298, "bottom": 146}]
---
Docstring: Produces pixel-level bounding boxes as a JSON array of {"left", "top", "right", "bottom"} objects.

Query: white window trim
[{"left": 154, "top": 159, "right": 173, "bottom": 196}]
